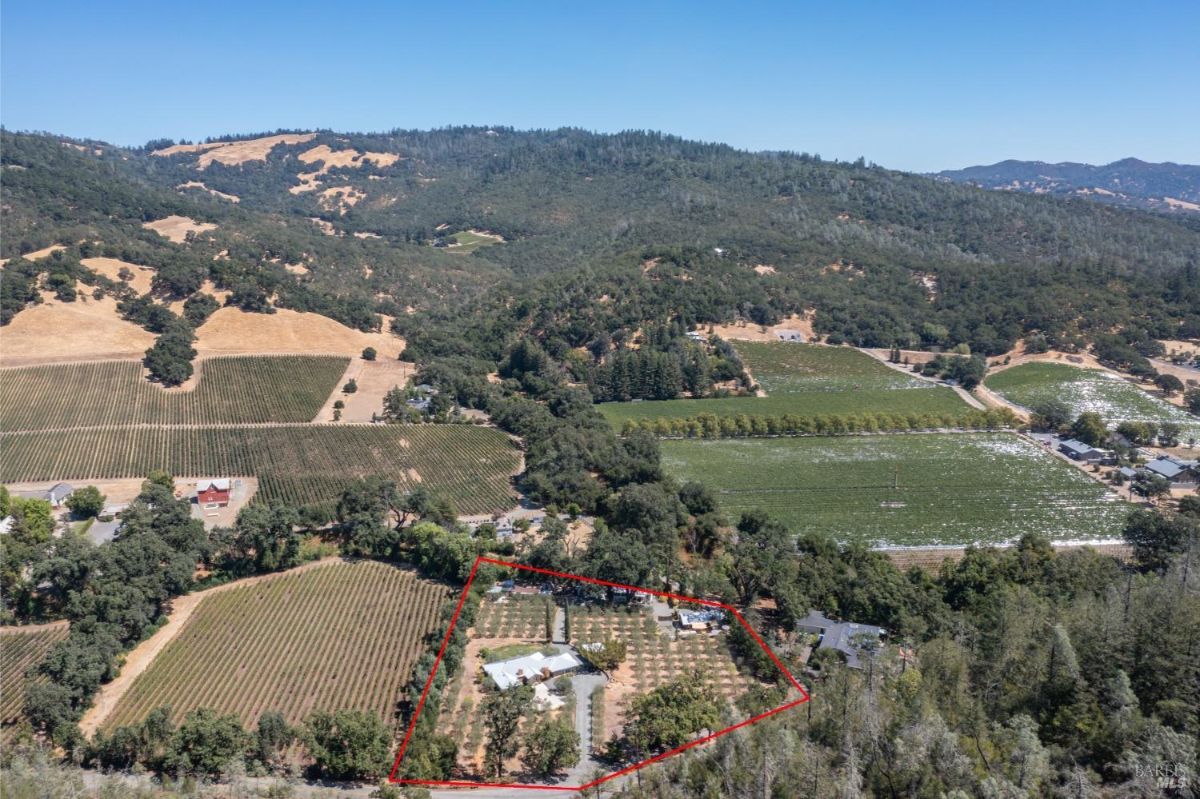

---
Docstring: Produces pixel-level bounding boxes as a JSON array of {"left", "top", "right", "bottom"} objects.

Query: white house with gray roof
[{"left": 484, "top": 650, "right": 584, "bottom": 691}]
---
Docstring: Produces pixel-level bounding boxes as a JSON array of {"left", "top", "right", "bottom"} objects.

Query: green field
[
  {"left": 0, "top": 356, "right": 349, "bottom": 431},
  {"left": 660, "top": 433, "right": 1128, "bottom": 546},
  {"left": 986, "top": 362, "right": 1200, "bottom": 438},
  {"left": 600, "top": 343, "right": 972, "bottom": 427},
  {"left": 441, "top": 229, "right": 503, "bottom": 254},
  {"left": 0, "top": 424, "right": 519, "bottom": 518}
]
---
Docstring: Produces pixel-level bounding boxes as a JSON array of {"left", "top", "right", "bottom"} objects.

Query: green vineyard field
[
  {"left": 103, "top": 561, "right": 451, "bottom": 729},
  {"left": 0, "top": 424, "right": 520, "bottom": 516},
  {"left": 0, "top": 356, "right": 349, "bottom": 431},
  {"left": 985, "top": 362, "right": 1200, "bottom": 438},
  {"left": 661, "top": 432, "right": 1129, "bottom": 546},
  {"left": 0, "top": 622, "right": 69, "bottom": 724},
  {"left": 600, "top": 343, "right": 972, "bottom": 427}
]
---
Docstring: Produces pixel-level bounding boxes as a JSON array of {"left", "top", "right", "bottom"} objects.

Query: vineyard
[
  {"left": 661, "top": 432, "right": 1130, "bottom": 546},
  {"left": 0, "top": 621, "right": 69, "bottom": 724},
  {"left": 600, "top": 343, "right": 972, "bottom": 428},
  {"left": 736, "top": 342, "right": 931, "bottom": 393},
  {"left": 0, "top": 356, "right": 349, "bottom": 431},
  {"left": 0, "top": 424, "right": 520, "bottom": 517},
  {"left": 985, "top": 362, "right": 1200, "bottom": 438},
  {"left": 103, "top": 561, "right": 451, "bottom": 730}
]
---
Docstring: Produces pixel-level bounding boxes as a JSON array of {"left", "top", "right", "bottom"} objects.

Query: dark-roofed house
[
  {"left": 796, "top": 610, "right": 885, "bottom": 670},
  {"left": 1145, "top": 456, "right": 1199, "bottom": 487},
  {"left": 1058, "top": 439, "right": 1112, "bottom": 464}
]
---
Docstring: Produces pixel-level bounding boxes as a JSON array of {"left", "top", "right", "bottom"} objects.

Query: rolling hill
[{"left": 936, "top": 157, "right": 1200, "bottom": 214}]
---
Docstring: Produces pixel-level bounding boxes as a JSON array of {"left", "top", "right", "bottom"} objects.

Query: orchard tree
[
  {"left": 579, "top": 638, "right": 627, "bottom": 674},
  {"left": 620, "top": 674, "right": 721, "bottom": 758},
  {"left": 482, "top": 684, "right": 532, "bottom": 777},
  {"left": 65, "top": 486, "right": 105, "bottom": 518},
  {"left": 521, "top": 716, "right": 580, "bottom": 777}
]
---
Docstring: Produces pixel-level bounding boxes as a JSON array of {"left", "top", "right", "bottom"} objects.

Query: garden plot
[
  {"left": 985, "top": 362, "right": 1200, "bottom": 439},
  {"left": 661, "top": 433, "right": 1129, "bottom": 546}
]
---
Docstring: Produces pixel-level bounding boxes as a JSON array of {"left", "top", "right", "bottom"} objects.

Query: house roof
[
  {"left": 796, "top": 610, "right": 885, "bottom": 669},
  {"left": 484, "top": 650, "right": 583, "bottom": 690},
  {"left": 1060, "top": 439, "right": 1099, "bottom": 456},
  {"left": 197, "top": 479, "right": 231, "bottom": 492},
  {"left": 1146, "top": 458, "right": 1187, "bottom": 479},
  {"left": 47, "top": 483, "right": 74, "bottom": 499}
]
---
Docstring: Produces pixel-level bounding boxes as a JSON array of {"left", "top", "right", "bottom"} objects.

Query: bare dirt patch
[
  {"left": 1160, "top": 340, "right": 1200, "bottom": 359},
  {"left": 752, "top": 264, "right": 777, "bottom": 275},
  {"left": 1165, "top": 197, "right": 1200, "bottom": 212},
  {"left": 319, "top": 187, "right": 366, "bottom": 214},
  {"left": 194, "top": 307, "right": 405, "bottom": 359},
  {"left": 167, "top": 280, "right": 231, "bottom": 314},
  {"left": 79, "top": 556, "right": 340, "bottom": 738},
  {"left": 0, "top": 244, "right": 66, "bottom": 266},
  {"left": 0, "top": 295, "right": 155, "bottom": 365},
  {"left": 308, "top": 217, "right": 338, "bottom": 236},
  {"left": 704, "top": 312, "right": 817, "bottom": 343},
  {"left": 176, "top": 181, "right": 239, "bottom": 203},
  {"left": 152, "top": 133, "right": 316, "bottom": 169},
  {"left": 142, "top": 216, "right": 217, "bottom": 244},
  {"left": 81, "top": 257, "right": 155, "bottom": 294},
  {"left": 883, "top": 542, "right": 1133, "bottom": 572},
  {"left": 3, "top": 477, "right": 146, "bottom": 510},
  {"left": 313, "top": 357, "right": 415, "bottom": 422},
  {"left": 290, "top": 145, "right": 400, "bottom": 193}
]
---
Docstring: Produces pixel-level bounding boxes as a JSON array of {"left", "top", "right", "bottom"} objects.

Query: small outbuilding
[{"left": 1058, "top": 439, "right": 1112, "bottom": 464}]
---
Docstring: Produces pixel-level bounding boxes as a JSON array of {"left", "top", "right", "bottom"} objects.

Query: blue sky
[{"left": 3, "top": 1, "right": 1197, "bottom": 172}]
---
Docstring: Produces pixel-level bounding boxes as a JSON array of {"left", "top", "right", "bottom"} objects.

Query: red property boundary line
[{"left": 389, "top": 556, "right": 810, "bottom": 790}]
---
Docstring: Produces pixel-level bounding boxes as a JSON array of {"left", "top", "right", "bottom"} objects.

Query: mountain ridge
[{"left": 935, "top": 157, "right": 1200, "bottom": 214}]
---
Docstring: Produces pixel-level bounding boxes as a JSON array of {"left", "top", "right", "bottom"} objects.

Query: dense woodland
[{"left": 2, "top": 127, "right": 1199, "bottom": 796}]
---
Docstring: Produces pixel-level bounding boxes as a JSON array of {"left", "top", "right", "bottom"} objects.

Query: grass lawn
[
  {"left": 986, "top": 362, "right": 1200, "bottom": 439},
  {"left": 660, "top": 432, "right": 1129, "bottom": 546},
  {"left": 600, "top": 343, "right": 972, "bottom": 426},
  {"left": 480, "top": 643, "right": 555, "bottom": 663},
  {"left": 444, "top": 230, "right": 502, "bottom": 254}
]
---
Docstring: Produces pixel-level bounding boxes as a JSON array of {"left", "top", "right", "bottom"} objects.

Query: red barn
[{"left": 196, "top": 479, "right": 231, "bottom": 507}]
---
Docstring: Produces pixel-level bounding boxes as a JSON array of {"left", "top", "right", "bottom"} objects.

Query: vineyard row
[
  {"left": 0, "top": 356, "right": 349, "bottom": 432},
  {"left": 0, "top": 424, "right": 520, "bottom": 516}
]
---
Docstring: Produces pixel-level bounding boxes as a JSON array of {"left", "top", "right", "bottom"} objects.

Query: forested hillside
[{"left": 4, "top": 127, "right": 1199, "bottom": 367}]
